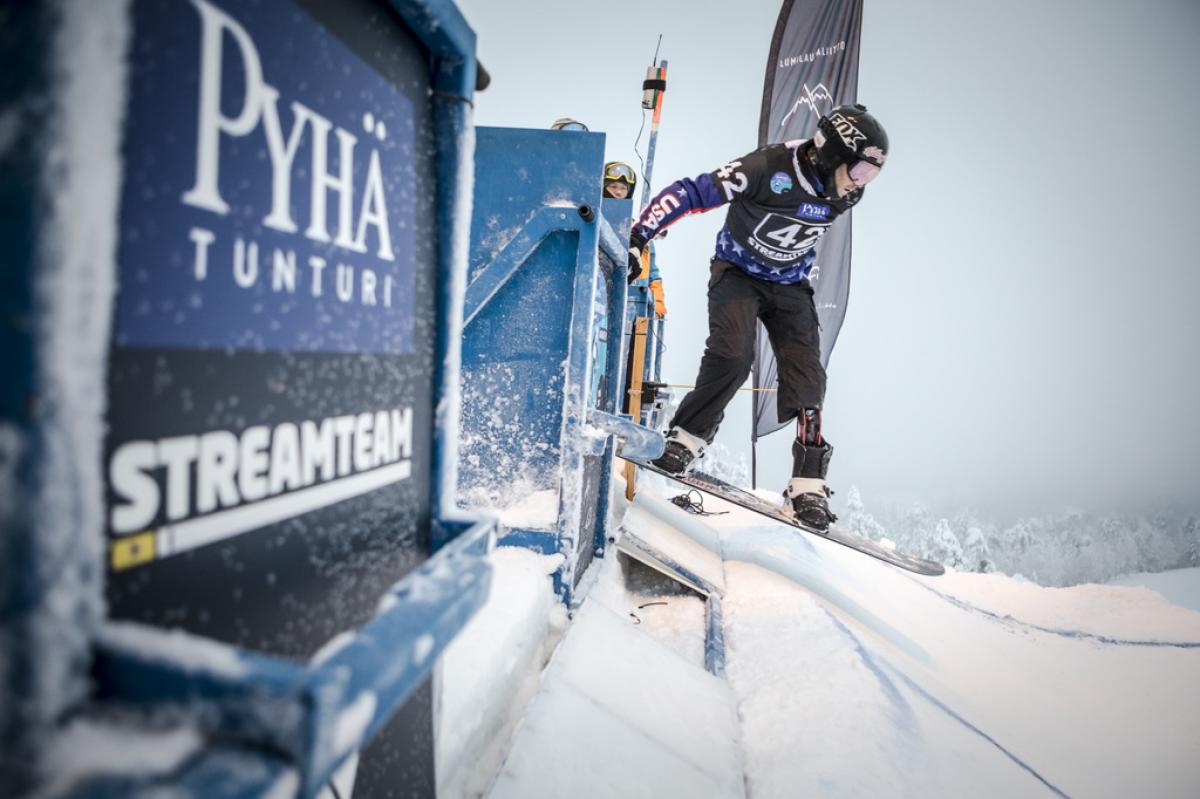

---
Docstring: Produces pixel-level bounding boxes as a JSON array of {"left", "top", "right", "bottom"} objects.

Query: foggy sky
[{"left": 457, "top": 0, "right": 1200, "bottom": 519}]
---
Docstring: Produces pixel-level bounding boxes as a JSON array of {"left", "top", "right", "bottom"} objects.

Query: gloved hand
[
  {"left": 627, "top": 231, "right": 648, "bottom": 284},
  {"left": 649, "top": 278, "right": 667, "bottom": 318}
]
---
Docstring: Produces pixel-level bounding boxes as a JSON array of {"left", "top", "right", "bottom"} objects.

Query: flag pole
[
  {"left": 624, "top": 52, "right": 669, "bottom": 502},
  {"left": 752, "top": 433, "right": 758, "bottom": 490},
  {"left": 639, "top": 57, "right": 668, "bottom": 211}
]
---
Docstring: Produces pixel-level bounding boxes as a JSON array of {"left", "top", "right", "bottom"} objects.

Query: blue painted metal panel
[
  {"left": 467, "top": 128, "right": 604, "bottom": 281},
  {"left": 82, "top": 519, "right": 492, "bottom": 798},
  {"left": 599, "top": 198, "right": 633, "bottom": 266},
  {"left": 555, "top": 196, "right": 607, "bottom": 589},
  {"left": 62, "top": 748, "right": 297, "bottom": 799},
  {"left": 461, "top": 229, "right": 577, "bottom": 487},
  {"left": 705, "top": 595, "right": 728, "bottom": 678},
  {"left": 608, "top": 196, "right": 671, "bottom": 426},
  {"left": 497, "top": 528, "right": 561, "bottom": 555},
  {"left": 590, "top": 204, "right": 634, "bottom": 559},
  {"left": 105, "top": 0, "right": 443, "bottom": 664},
  {"left": 593, "top": 204, "right": 631, "bottom": 417},
  {"left": 116, "top": 0, "right": 421, "bottom": 356},
  {"left": 465, "top": 206, "right": 594, "bottom": 326},
  {"left": 461, "top": 127, "right": 606, "bottom": 506},
  {"left": 385, "top": 0, "right": 478, "bottom": 99},
  {"left": 462, "top": 126, "right": 630, "bottom": 599},
  {"left": 0, "top": 8, "right": 115, "bottom": 795},
  {"left": 621, "top": 535, "right": 721, "bottom": 598},
  {"left": 588, "top": 409, "right": 665, "bottom": 462},
  {"left": 425, "top": 23, "right": 483, "bottom": 534},
  {"left": 2, "top": 0, "right": 495, "bottom": 796}
]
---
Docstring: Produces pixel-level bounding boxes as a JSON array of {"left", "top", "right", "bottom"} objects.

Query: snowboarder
[{"left": 628, "top": 104, "right": 888, "bottom": 531}]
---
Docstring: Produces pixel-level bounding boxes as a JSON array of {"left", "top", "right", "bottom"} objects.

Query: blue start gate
[
  {"left": 1, "top": 0, "right": 494, "bottom": 796},
  {"left": 0, "top": 0, "right": 665, "bottom": 796},
  {"left": 459, "top": 126, "right": 662, "bottom": 601}
]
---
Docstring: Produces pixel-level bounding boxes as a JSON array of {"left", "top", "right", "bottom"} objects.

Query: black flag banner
[{"left": 753, "top": 0, "right": 864, "bottom": 451}]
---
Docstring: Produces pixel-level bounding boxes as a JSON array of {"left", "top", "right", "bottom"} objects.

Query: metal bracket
[
  {"left": 85, "top": 518, "right": 495, "bottom": 798},
  {"left": 587, "top": 409, "right": 665, "bottom": 461}
]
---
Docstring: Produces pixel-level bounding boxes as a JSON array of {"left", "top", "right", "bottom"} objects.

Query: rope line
[{"left": 651, "top": 383, "right": 778, "bottom": 393}]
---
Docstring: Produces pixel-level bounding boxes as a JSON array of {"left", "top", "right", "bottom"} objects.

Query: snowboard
[{"left": 628, "top": 459, "right": 945, "bottom": 577}]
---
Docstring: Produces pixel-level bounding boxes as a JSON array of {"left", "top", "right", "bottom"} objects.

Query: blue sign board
[
  {"left": 107, "top": 0, "right": 439, "bottom": 667},
  {"left": 107, "top": 3, "right": 443, "bottom": 791},
  {"left": 117, "top": 0, "right": 418, "bottom": 355}
]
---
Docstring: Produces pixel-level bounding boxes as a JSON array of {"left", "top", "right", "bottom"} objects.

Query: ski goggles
[
  {"left": 604, "top": 162, "right": 636, "bottom": 185},
  {"left": 551, "top": 118, "right": 589, "bottom": 132},
  {"left": 848, "top": 159, "right": 882, "bottom": 187}
]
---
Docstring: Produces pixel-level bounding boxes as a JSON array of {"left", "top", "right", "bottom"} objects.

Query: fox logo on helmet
[{"left": 828, "top": 113, "right": 867, "bottom": 152}]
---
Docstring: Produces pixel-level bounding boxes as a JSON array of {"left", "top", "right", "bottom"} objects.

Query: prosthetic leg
[{"left": 784, "top": 408, "right": 836, "bottom": 531}]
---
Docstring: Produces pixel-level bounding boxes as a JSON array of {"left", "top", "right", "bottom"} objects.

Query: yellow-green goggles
[{"left": 603, "top": 162, "right": 636, "bottom": 185}]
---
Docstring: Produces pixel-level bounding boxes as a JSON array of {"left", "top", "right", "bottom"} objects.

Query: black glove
[{"left": 627, "top": 231, "right": 648, "bottom": 284}]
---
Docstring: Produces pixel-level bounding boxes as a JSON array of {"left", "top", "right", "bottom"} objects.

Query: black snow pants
[{"left": 669, "top": 259, "right": 824, "bottom": 443}]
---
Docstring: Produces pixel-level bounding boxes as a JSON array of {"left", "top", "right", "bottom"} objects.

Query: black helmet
[{"left": 811, "top": 104, "right": 888, "bottom": 194}]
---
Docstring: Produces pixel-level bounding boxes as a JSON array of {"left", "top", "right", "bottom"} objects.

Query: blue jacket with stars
[{"left": 631, "top": 139, "right": 862, "bottom": 284}]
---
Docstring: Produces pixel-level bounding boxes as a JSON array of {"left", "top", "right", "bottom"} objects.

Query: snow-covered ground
[
  {"left": 1108, "top": 567, "right": 1200, "bottom": 615},
  {"left": 439, "top": 473, "right": 1200, "bottom": 798}
]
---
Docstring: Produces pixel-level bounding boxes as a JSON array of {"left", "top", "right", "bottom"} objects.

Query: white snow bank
[
  {"left": 593, "top": 515, "right": 710, "bottom": 669},
  {"left": 332, "top": 692, "right": 377, "bottom": 759},
  {"left": 98, "top": 621, "right": 249, "bottom": 678},
  {"left": 1109, "top": 567, "right": 1200, "bottom": 614},
  {"left": 459, "top": 481, "right": 560, "bottom": 530},
  {"left": 38, "top": 717, "right": 203, "bottom": 795},
  {"left": 488, "top": 554, "right": 743, "bottom": 799},
  {"left": 309, "top": 630, "right": 356, "bottom": 666},
  {"left": 723, "top": 559, "right": 1081, "bottom": 798},
  {"left": 436, "top": 547, "right": 567, "bottom": 799},
  {"left": 630, "top": 485, "right": 726, "bottom": 555},
  {"left": 704, "top": 496, "right": 1200, "bottom": 798},
  {"left": 454, "top": 475, "right": 1200, "bottom": 798},
  {"left": 930, "top": 569, "right": 1200, "bottom": 643}
]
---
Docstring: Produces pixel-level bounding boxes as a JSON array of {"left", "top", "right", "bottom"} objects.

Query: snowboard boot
[
  {"left": 785, "top": 440, "right": 836, "bottom": 532},
  {"left": 652, "top": 427, "right": 706, "bottom": 475},
  {"left": 786, "top": 481, "right": 836, "bottom": 532}
]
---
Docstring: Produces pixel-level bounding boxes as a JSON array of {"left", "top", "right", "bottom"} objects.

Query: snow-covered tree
[
  {"left": 961, "top": 524, "right": 994, "bottom": 573},
  {"left": 1186, "top": 516, "right": 1200, "bottom": 567},
  {"left": 920, "top": 518, "right": 964, "bottom": 570},
  {"left": 853, "top": 495, "right": 1197, "bottom": 586},
  {"left": 895, "top": 502, "right": 935, "bottom": 557},
  {"left": 840, "top": 486, "right": 887, "bottom": 542}
]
